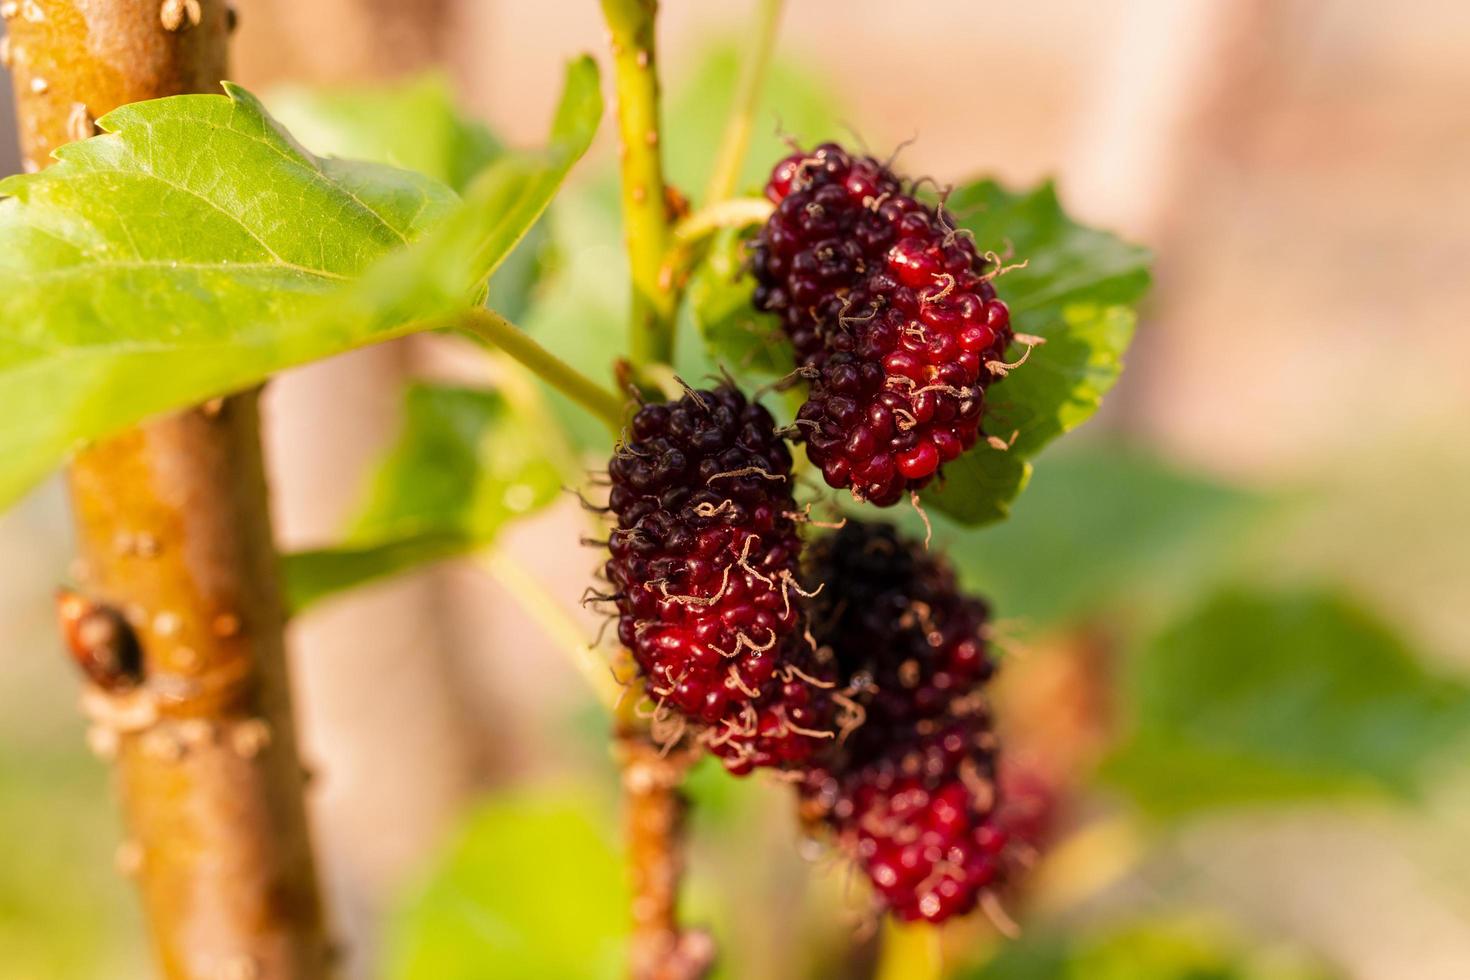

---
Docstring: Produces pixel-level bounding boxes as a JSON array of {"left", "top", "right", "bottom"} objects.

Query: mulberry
[
  {"left": 751, "top": 143, "right": 1018, "bottom": 505},
  {"left": 799, "top": 521, "right": 1006, "bottom": 922},
  {"left": 604, "top": 385, "right": 837, "bottom": 774}
]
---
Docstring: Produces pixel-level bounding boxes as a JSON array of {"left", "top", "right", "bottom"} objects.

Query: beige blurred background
[{"left": 2, "top": 2, "right": 1468, "bottom": 978}]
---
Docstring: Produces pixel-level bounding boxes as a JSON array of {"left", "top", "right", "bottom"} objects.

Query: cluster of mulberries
[
  {"left": 751, "top": 143, "right": 1018, "bottom": 505},
  {"left": 599, "top": 141, "right": 1028, "bottom": 926},
  {"left": 605, "top": 385, "right": 840, "bottom": 775},
  {"left": 603, "top": 396, "right": 1009, "bottom": 920},
  {"left": 799, "top": 521, "right": 1008, "bottom": 923}
]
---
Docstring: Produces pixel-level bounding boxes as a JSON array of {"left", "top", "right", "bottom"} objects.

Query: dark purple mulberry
[
  {"left": 799, "top": 521, "right": 1007, "bottom": 922},
  {"left": 604, "top": 385, "right": 837, "bottom": 774}
]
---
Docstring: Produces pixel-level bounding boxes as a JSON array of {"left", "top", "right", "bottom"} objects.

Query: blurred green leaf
[
  {"left": 942, "top": 443, "right": 1265, "bottom": 625},
  {"left": 283, "top": 383, "right": 560, "bottom": 612},
  {"left": 844, "top": 443, "right": 1264, "bottom": 629},
  {"left": 687, "top": 228, "right": 795, "bottom": 382},
  {"left": 663, "top": 45, "right": 849, "bottom": 204},
  {"left": 0, "top": 743, "right": 148, "bottom": 978},
  {"left": 268, "top": 74, "right": 503, "bottom": 192},
  {"left": 268, "top": 74, "right": 548, "bottom": 322},
  {"left": 517, "top": 179, "right": 627, "bottom": 456},
  {"left": 384, "top": 793, "right": 627, "bottom": 980},
  {"left": 924, "top": 180, "right": 1151, "bottom": 525},
  {"left": 672, "top": 46, "right": 847, "bottom": 377},
  {"left": 0, "top": 58, "right": 600, "bottom": 513},
  {"left": 964, "top": 917, "right": 1338, "bottom": 980},
  {"left": 1105, "top": 588, "right": 1470, "bottom": 818}
]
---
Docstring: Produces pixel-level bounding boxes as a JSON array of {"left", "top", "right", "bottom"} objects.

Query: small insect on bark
[{"left": 56, "top": 588, "right": 144, "bottom": 691}]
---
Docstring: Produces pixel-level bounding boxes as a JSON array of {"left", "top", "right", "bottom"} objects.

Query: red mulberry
[
  {"left": 751, "top": 143, "right": 1017, "bottom": 505},
  {"left": 799, "top": 521, "right": 1007, "bottom": 922},
  {"left": 605, "top": 385, "right": 837, "bottom": 774}
]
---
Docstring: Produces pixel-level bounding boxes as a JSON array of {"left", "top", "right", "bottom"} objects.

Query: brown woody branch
[
  {"left": 616, "top": 729, "right": 713, "bottom": 980},
  {"left": 6, "top": 2, "right": 329, "bottom": 978}
]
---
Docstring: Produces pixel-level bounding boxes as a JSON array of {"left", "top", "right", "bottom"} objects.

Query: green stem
[
  {"left": 601, "top": 0, "right": 675, "bottom": 367},
  {"left": 454, "top": 307, "right": 625, "bottom": 431},
  {"left": 670, "top": 197, "right": 775, "bottom": 248},
  {"left": 875, "top": 919, "right": 944, "bottom": 980},
  {"left": 702, "top": 0, "right": 785, "bottom": 205}
]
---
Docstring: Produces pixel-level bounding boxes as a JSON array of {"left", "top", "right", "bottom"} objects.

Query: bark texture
[
  {"left": 617, "top": 732, "right": 712, "bottom": 980},
  {"left": 5, "top": 2, "right": 329, "bottom": 977}
]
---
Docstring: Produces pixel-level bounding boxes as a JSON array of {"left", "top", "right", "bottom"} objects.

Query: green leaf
[
  {"left": 937, "top": 443, "right": 1267, "bottom": 626},
  {"left": 383, "top": 793, "right": 627, "bottom": 980},
  {"left": 268, "top": 74, "right": 503, "bottom": 193},
  {"left": 671, "top": 45, "right": 846, "bottom": 374},
  {"left": 963, "top": 917, "right": 1339, "bottom": 980},
  {"left": 267, "top": 74, "right": 548, "bottom": 321},
  {"left": 1104, "top": 587, "right": 1470, "bottom": 819},
  {"left": 0, "top": 57, "right": 600, "bottom": 512},
  {"left": 687, "top": 227, "right": 794, "bottom": 381},
  {"left": 924, "top": 180, "right": 1151, "bottom": 525},
  {"left": 663, "top": 44, "right": 848, "bottom": 204},
  {"left": 282, "top": 383, "right": 560, "bottom": 612}
]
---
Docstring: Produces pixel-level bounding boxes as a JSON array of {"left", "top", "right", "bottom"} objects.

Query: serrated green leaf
[
  {"left": 921, "top": 180, "right": 1151, "bottom": 525},
  {"left": 282, "top": 383, "right": 560, "bottom": 612},
  {"left": 267, "top": 74, "right": 549, "bottom": 321},
  {"left": 383, "top": 793, "right": 627, "bottom": 980},
  {"left": 1104, "top": 587, "right": 1470, "bottom": 819},
  {"left": 0, "top": 57, "right": 601, "bottom": 512}
]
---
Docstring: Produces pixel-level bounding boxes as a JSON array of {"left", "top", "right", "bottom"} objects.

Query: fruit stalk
[
  {"left": 5, "top": 2, "right": 330, "bottom": 977},
  {"left": 601, "top": 0, "right": 676, "bottom": 366},
  {"left": 874, "top": 919, "right": 943, "bottom": 980},
  {"left": 617, "top": 730, "right": 712, "bottom": 980}
]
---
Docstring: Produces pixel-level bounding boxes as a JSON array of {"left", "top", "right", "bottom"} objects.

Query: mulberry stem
[
  {"left": 453, "top": 307, "right": 626, "bottom": 431},
  {"left": 601, "top": 0, "right": 676, "bottom": 367},
  {"left": 671, "top": 197, "right": 776, "bottom": 247},
  {"left": 875, "top": 919, "right": 943, "bottom": 980}
]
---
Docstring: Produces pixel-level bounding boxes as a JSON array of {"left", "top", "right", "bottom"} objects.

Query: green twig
[
  {"left": 703, "top": 0, "right": 785, "bottom": 205},
  {"left": 479, "top": 550, "right": 624, "bottom": 711},
  {"left": 875, "top": 919, "right": 944, "bottom": 980},
  {"left": 453, "top": 307, "right": 625, "bottom": 431},
  {"left": 601, "top": 0, "right": 676, "bottom": 367},
  {"left": 670, "top": 197, "right": 775, "bottom": 248}
]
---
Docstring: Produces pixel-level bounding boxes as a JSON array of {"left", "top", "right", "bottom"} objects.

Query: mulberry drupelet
[
  {"left": 604, "top": 384, "right": 839, "bottom": 774},
  {"left": 751, "top": 143, "right": 1021, "bottom": 505}
]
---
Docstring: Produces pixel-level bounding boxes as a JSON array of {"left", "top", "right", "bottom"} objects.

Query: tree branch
[
  {"left": 616, "top": 731, "right": 713, "bottom": 980},
  {"left": 8, "top": 2, "right": 330, "bottom": 977}
]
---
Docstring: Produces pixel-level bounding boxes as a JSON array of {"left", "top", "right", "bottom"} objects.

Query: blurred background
[{"left": 2, "top": 1, "right": 1468, "bottom": 977}]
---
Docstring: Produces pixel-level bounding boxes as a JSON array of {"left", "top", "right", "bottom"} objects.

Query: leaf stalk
[{"left": 454, "top": 307, "right": 626, "bottom": 431}]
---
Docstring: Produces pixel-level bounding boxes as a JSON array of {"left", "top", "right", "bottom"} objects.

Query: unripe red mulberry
[
  {"left": 799, "top": 521, "right": 1007, "bottom": 922},
  {"left": 604, "top": 385, "right": 838, "bottom": 774},
  {"left": 751, "top": 143, "right": 1017, "bottom": 505}
]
